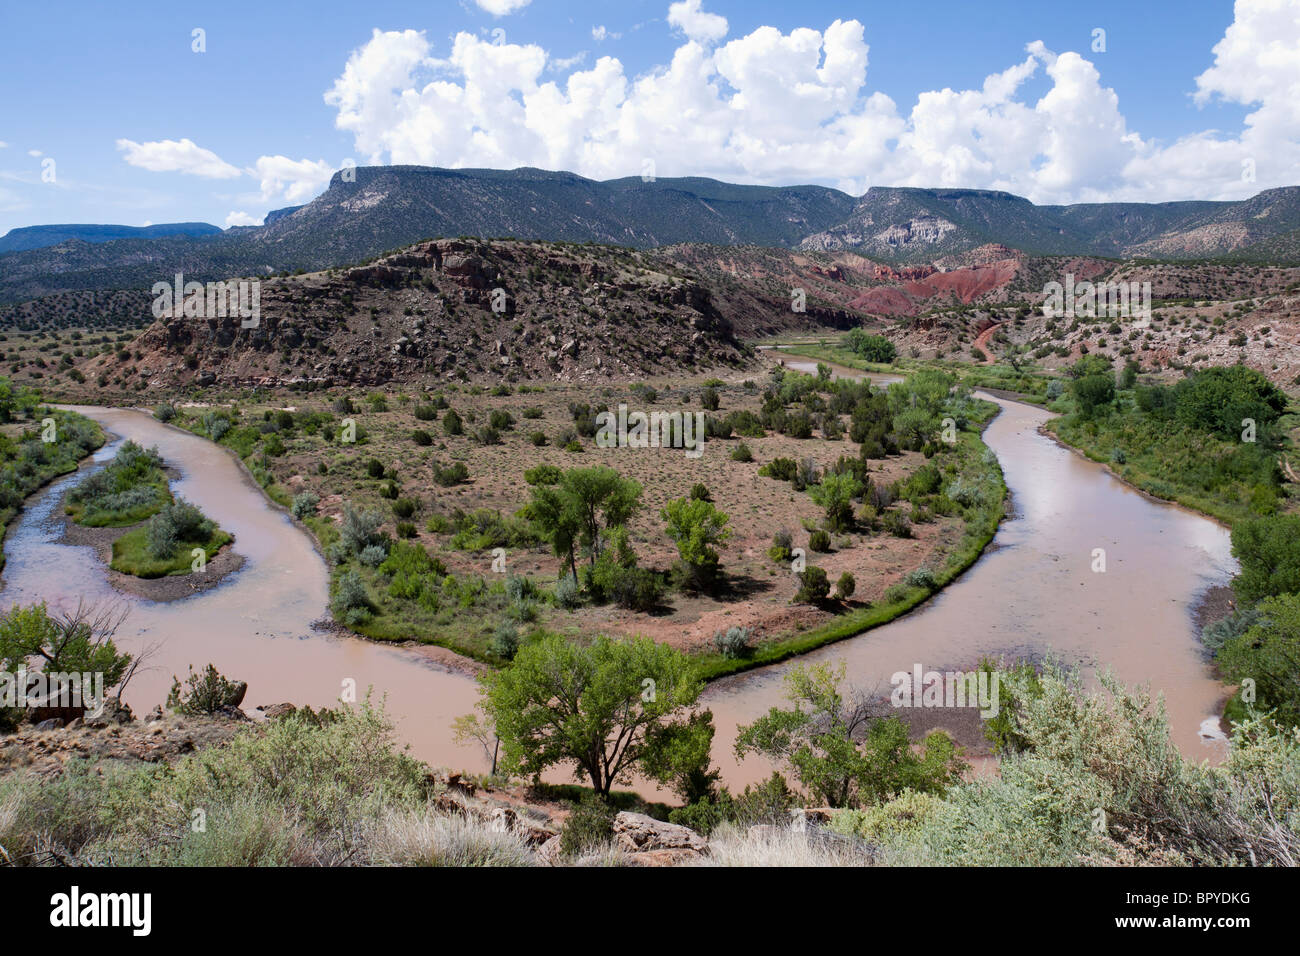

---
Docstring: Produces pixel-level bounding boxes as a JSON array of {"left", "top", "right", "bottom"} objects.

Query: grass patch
[
  {"left": 64, "top": 439, "right": 170, "bottom": 527},
  {"left": 110, "top": 525, "right": 233, "bottom": 578}
]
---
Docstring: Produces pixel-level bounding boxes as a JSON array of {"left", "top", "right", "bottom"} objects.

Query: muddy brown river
[{"left": 2, "top": 387, "right": 1234, "bottom": 794}]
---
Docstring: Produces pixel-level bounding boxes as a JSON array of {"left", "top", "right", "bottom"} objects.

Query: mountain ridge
[
  {"left": 0, "top": 221, "right": 221, "bottom": 254},
  {"left": 4, "top": 167, "right": 1300, "bottom": 306}
]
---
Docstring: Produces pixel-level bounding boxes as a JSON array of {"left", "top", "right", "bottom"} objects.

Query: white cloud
[
  {"left": 0, "top": 141, "right": 8, "bottom": 149},
  {"left": 592, "top": 26, "right": 619, "bottom": 43},
  {"left": 321, "top": 0, "right": 1300, "bottom": 203},
  {"left": 249, "top": 155, "right": 335, "bottom": 202},
  {"left": 225, "top": 210, "right": 263, "bottom": 227},
  {"left": 28, "top": 149, "right": 42, "bottom": 157},
  {"left": 116, "top": 138, "right": 241, "bottom": 178},
  {"left": 473, "top": 0, "right": 531, "bottom": 16},
  {"left": 549, "top": 51, "right": 588, "bottom": 72},
  {"left": 668, "top": 0, "right": 728, "bottom": 44}
]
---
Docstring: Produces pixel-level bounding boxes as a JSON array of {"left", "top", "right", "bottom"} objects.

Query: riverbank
[
  {"left": 1043, "top": 411, "right": 1295, "bottom": 528},
  {"left": 0, "top": 406, "right": 105, "bottom": 573}
]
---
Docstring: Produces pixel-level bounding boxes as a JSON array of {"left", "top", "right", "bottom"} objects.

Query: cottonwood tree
[
  {"left": 0, "top": 601, "right": 133, "bottom": 684},
  {"left": 735, "top": 662, "right": 966, "bottom": 808},
  {"left": 479, "top": 633, "right": 711, "bottom": 797},
  {"left": 523, "top": 465, "right": 641, "bottom": 577}
]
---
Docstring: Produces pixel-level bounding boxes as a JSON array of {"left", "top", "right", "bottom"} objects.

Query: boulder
[
  {"left": 485, "top": 807, "right": 556, "bottom": 846},
  {"left": 536, "top": 835, "right": 563, "bottom": 866},
  {"left": 612, "top": 811, "right": 707, "bottom": 855},
  {"left": 85, "top": 696, "right": 134, "bottom": 728}
]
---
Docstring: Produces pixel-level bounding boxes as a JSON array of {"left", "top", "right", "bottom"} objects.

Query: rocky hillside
[
  {"left": 83, "top": 239, "right": 776, "bottom": 389},
  {"left": 879, "top": 260, "right": 1300, "bottom": 386}
]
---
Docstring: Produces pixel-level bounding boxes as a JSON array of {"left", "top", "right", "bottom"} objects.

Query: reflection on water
[{"left": 2, "top": 392, "right": 1235, "bottom": 791}]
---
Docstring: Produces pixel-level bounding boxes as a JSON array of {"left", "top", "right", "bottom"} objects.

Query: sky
[{"left": 0, "top": 0, "right": 1297, "bottom": 235}]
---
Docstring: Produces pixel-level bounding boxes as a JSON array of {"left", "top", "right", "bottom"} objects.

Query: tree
[
  {"left": 1067, "top": 354, "right": 1113, "bottom": 379},
  {"left": 844, "top": 329, "right": 897, "bottom": 364},
  {"left": 0, "top": 601, "right": 132, "bottom": 686},
  {"left": 662, "top": 496, "right": 731, "bottom": 589},
  {"left": 810, "top": 472, "right": 861, "bottom": 532},
  {"left": 735, "top": 662, "right": 966, "bottom": 807},
  {"left": 888, "top": 369, "right": 954, "bottom": 449},
  {"left": 452, "top": 710, "right": 500, "bottom": 776},
  {"left": 639, "top": 708, "right": 721, "bottom": 804},
  {"left": 0, "top": 602, "right": 136, "bottom": 727},
  {"left": 1010, "top": 344, "right": 1029, "bottom": 372},
  {"left": 561, "top": 466, "right": 642, "bottom": 569},
  {"left": 522, "top": 484, "right": 581, "bottom": 579},
  {"left": 522, "top": 465, "right": 642, "bottom": 579},
  {"left": 1072, "top": 374, "right": 1115, "bottom": 418},
  {"left": 480, "top": 634, "right": 710, "bottom": 797},
  {"left": 1172, "top": 365, "right": 1287, "bottom": 440},
  {"left": 1217, "top": 593, "right": 1300, "bottom": 729},
  {"left": 1230, "top": 515, "right": 1300, "bottom": 604}
]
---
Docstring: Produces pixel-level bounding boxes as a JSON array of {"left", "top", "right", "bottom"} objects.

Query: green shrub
[
  {"left": 334, "top": 570, "right": 370, "bottom": 612},
  {"left": 554, "top": 574, "right": 581, "bottom": 609},
  {"left": 713, "top": 626, "right": 753, "bottom": 659},
  {"left": 524, "top": 464, "right": 562, "bottom": 485},
  {"left": 290, "top": 491, "right": 319, "bottom": 520},
  {"left": 795, "top": 566, "right": 830, "bottom": 603},
  {"left": 560, "top": 795, "right": 616, "bottom": 857},
  {"left": 442, "top": 409, "right": 464, "bottom": 436},
  {"left": 759, "top": 457, "right": 797, "bottom": 481},
  {"left": 167, "top": 663, "right": 246, "bottom": 716},
  {"left": 768, "top": 529, "right": 793, "bottom": 562}
]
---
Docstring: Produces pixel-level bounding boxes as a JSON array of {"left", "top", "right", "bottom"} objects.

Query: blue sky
[{"left": 1, "top": 0, "right": 1293, "bottom": 235}]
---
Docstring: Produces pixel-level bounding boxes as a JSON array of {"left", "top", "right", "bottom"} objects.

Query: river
[{"left": 1, "top": 384, "right": 1235, "bottom": 791}]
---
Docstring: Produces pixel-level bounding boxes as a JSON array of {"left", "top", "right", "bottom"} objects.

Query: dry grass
[
  {"left": 692, "top": 823, "right": 876, "bottom": 867},
  {"left": 364, "top": 806, "right": 535, "bottom": 867}
]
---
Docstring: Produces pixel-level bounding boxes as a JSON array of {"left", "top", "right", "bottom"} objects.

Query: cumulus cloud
[
  {"left": 473, "top": 0, "right": 531, "bottom": 16},
  {"left": 249, "top": 155, "right": 336, "bottom": 202},
  {"left": 224, "top": 210, "right": 263, "bottom": 227},
  {"left": 668, "top": 0, "right": 728, "bottom": 44},
  {"left": 116, "top": 138, "right": 241, "bottom": 178},
  {"left": 320, "top": 0, "right": 1300, "bottom": 203}
]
